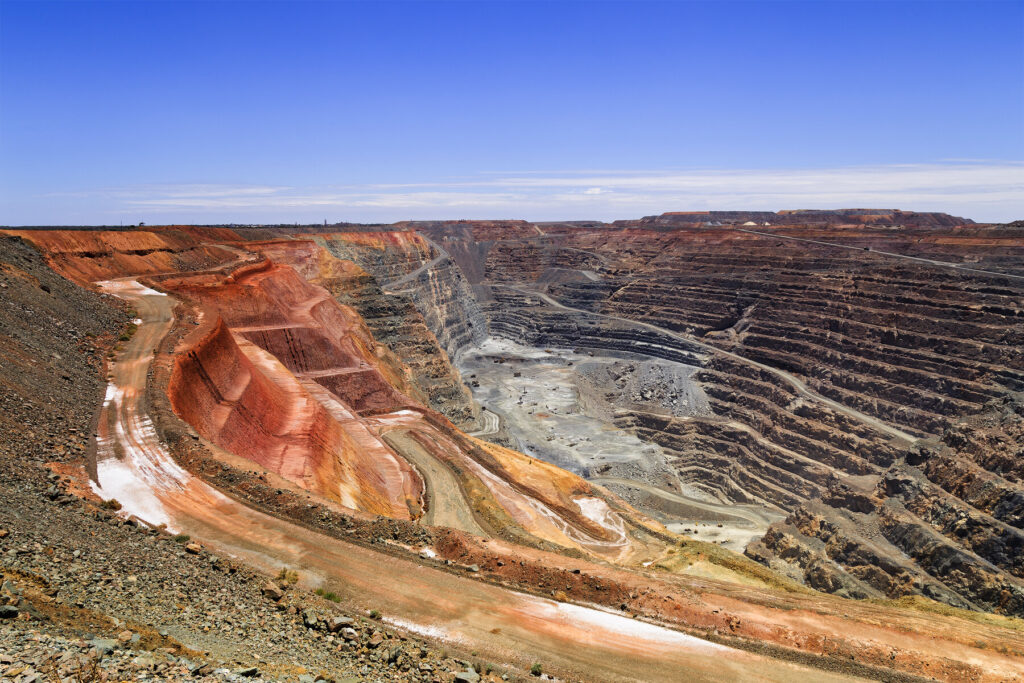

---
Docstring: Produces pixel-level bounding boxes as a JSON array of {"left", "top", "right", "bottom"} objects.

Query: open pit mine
[{"left": 2, "top": 209, "right": 1024, "bottom": 682}]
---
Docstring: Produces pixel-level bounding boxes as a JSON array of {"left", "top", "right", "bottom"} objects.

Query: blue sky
[{"left": 1, "top": 0, "right": 1021, "bottom": 225}]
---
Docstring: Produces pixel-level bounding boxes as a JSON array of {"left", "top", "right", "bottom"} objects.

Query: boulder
[
  {"left": 261, "top": 581, "right": 284, "bottom": 601},
  {"left": 455, "top": 669, "right": 481, "bottom": 683},
  {"left": 327, "top": 615, "right": 353, "bottom": 632},
  {"left": 88, "top": 638, "right": 116, "bottom": 656}
]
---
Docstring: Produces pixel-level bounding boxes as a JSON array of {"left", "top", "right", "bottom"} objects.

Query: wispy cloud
[{"left": 24, "top": 161, "right": 1024, "bottom": 224}]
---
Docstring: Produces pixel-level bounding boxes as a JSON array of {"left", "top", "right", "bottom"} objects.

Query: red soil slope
[{"left": 163, "top": 260, "right": 422, "bottom": 516}]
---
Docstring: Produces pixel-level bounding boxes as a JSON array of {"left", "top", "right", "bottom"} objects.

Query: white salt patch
[
  {"left": 92, "top": 383, "right": 193, "bottom": 531},
  {"left": 571, "top": 496, "right": 628, "bottom": 548},
  {"left": 95, "top": 280, "right": 167, "bottom": 298},
  {"left": 135, "top": 284, "right": 166, "bottom": 297},
  {"left": 524, "top": 595, "right": 729, "bottom": 653},
  {"left": 92, "top": 458, "right": 172, "bottom": 529},
  {"left": 383, "top": 616, "right": 463, "bottom": 644},
  {"left": 575, "top": 497, "right": 611, "bottom": 526}
]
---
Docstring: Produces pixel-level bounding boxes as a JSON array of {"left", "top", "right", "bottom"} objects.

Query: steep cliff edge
[{"left": 310, "top": 231, "right": 485, "bottom": 427}]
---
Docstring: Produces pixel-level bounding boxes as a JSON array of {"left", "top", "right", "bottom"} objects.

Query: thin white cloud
[{"left": 17, "top": 161, "right": 1023, "bottom": 224}]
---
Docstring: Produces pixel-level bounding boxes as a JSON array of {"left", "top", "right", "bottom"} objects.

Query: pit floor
[{"left": 457, "top": 337, "right": 782, "bottom": 551}]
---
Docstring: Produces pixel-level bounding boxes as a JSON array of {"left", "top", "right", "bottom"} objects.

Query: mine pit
[{"left": 7, "top": 212, "right": 1024, "bottom": 682}]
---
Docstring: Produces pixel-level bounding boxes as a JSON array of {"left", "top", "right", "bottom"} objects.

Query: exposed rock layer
[{"left": 410, "top": 216, "right": 1024, "bottom": 616}]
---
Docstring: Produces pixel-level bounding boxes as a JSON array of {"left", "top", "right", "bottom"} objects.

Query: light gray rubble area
[
  {"left": 455, "top": 338, "right": 713, "bottom": 486},
  {"left": 457, "top": 338, "right": 683, "bottom": 479},
  {"left": 456, "top": 337, "right": 781, "bottom": 552},
  {"left": 573, "top": 359, "right": 712, "bottom": 421}
]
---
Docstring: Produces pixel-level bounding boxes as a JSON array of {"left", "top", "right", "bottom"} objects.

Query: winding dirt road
[
  {"left": 89, "top": 280, "right": 853, "bottom": 682},
  {"left": 381, "top": 429, "right": 487, "bottom": 535},
  {"left": 468, "top": 407, "right": 501, "bottom": 437},
  {"left": 591, "top": 476, "right": 778, "bottom": 530},
  {"left": 380, "top": 236, "right": 450, "bottom": 293}
]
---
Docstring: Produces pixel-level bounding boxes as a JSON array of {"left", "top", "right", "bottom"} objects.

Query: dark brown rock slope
[{"left": 421, "top": 216, "right": 1024, "bottom": 616}]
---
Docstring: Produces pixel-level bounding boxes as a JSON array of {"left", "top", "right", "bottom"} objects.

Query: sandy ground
[{"left": 84, "top": 280, "right": 854, "bottom": 682}]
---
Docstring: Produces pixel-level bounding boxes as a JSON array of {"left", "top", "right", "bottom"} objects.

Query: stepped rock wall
[
  {"left": 4, "top": 228, "right": 244, "bottom": 282},
  {"left": 437, "top": 217, "right": 1024, "bottom": 616},
  {"left": 311, "top": 231, "right": 485, "bottom": 425},
  {"left": 12, "top": 226, "right": 667, "bottom": 565},
  {"left": 13, "top": 217, "right": 1024, "bottom": 617}
]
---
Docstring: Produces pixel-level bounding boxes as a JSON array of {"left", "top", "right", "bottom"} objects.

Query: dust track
[{"left": 382, "top": 429, "right": 487, "bottom": 536}]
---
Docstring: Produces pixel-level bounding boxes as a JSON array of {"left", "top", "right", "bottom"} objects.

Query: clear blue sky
[{"left": 1, "top": 0, "right": 1021, "bottom": 224}]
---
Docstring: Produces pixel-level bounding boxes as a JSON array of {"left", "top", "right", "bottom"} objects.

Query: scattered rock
[
  {"left": 261, "top": 581, "right": 284, "bottom": 601},
  {"left": 327, "top": 615, "right": 353, "bottom": 632}
]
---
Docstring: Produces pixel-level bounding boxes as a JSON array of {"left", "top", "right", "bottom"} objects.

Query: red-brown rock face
[
  {"left": 3, "top": 228, "right": 244, "bottom": 282},
  {"left": 164, "top": 261, "right": 422, "bottom": 516}
]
